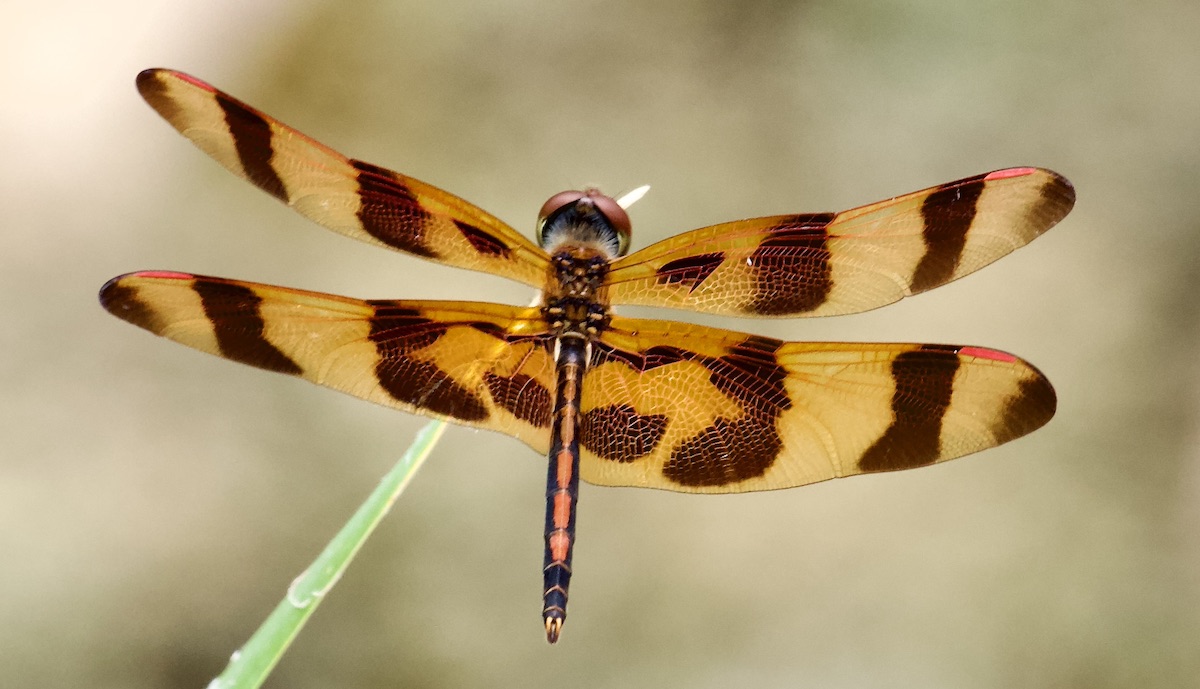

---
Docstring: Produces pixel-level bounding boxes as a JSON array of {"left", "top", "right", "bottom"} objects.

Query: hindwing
[
  {"left": 100, "top": 271, "right": 556, "bottom": 447},
  {"left": 577, "top": 317, "right": 1055, "bottom": 493}
]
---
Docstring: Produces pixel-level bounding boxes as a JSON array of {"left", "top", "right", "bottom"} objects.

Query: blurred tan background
[{"left": 5, "top": 1, "right": 1199, "bottom": 687}]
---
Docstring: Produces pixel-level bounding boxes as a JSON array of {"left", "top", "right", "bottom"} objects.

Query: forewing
[
  {"left": 100, "top": 272, "right": 556, "bottom": 451},
  {"left": 136, "top": 69, "right": 550, "bottom": 287},
  {"left": 606, "top": 168, "right": 1074, "bottom": 317},
  {"left": 579, "top": 317, "right": 1055, "bottom": 493}
]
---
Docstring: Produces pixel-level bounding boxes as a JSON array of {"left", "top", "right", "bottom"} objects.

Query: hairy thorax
[{"left": 541, "top": 243, "right": 614, "bottom": 339}]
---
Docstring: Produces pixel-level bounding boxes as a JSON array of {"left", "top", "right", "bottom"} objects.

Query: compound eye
[
  {"left": 538, "top": 191, "right": 588, "bottom": 226},
  {"left": 588, "top": 192, "right": 632, "bottom": 245},
  {"left": 536, "top": 188, "right": 634, "bottom": 256}
]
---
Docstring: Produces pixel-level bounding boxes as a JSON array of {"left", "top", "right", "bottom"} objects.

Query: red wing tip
[
  {"left": 169, "top": 70, "right": 214, "bottom": 90},
  {"left": 545, "top": 617, "right": 563, "bottom": 644},
  {"left": 958, "top": 346, "right": 1019, "bottom": 363},
  {"left": 136, "top": 68, "right": 212, "bottom": 94},
  {"left": 133, "top": 270, "right": 196, "bottom": 280},
  {"left": 984, "top": 167, "right": 1040, "bottom": 180},
  {"left": 984, "top": 167, "right": 1074, "bottom": 192}
]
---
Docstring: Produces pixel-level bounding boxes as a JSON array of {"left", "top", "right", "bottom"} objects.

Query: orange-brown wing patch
[
  {"left": 136, "top": 69, "right": 550, "bottom": 287},
  {"left": 605, "top": 168, "right": 1074, "bottom": 317},
  {"left": 578, "top": 317, "right": 1054, "bottom": 493},
  {"left": 100, "top": 271, "right": 555, "bottom": 450}
]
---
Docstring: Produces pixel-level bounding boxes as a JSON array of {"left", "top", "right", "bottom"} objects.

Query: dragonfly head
[{"left": 536, "top": 188, "right": 633, "bottom": 258}]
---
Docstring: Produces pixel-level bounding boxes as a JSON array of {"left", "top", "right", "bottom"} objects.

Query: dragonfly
[{"left": 101, "top": 68, "right": 1074, "bottom": 643}]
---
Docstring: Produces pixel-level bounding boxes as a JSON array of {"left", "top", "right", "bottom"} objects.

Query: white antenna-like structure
[{"left": 615, "top": 184, "right": 651, "bottom": 209}]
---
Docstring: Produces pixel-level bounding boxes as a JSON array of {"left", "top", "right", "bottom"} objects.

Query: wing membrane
[
  {"left": 136, "top": 69, "right": 550, "bottom": 287},
  {"left": 100, "top": 271, "right": 556, "bottom": 449},
  {"left": 606, "top": 168, "right": 1074, "bottom": 317},
  {"left": 578, "top": 316, "right": 1055, "bottom": 493},
  {"left": 100, "top": 273, "right": 1055, "bottom": 492}
]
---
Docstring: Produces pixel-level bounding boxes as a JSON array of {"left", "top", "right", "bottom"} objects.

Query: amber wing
[
  {"left": 100, "top": 271, "right": 557, "bottom": 448},
  {"left": 605, "top": 167, "right": 1074, "bottom": 317},
  {"left": 101, "top": 273, "right": 1054, "bottom": 493},
  {"left": 136, "top": 69, "right": 550, "bottom": 287},
  {"left": 576, "top": 316, "right": 1055, "bottom": 493}
]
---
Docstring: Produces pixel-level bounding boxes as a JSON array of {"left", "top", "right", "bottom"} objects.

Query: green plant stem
[{"left": 210, "top": 419, "right": 447, "bottom": 689}]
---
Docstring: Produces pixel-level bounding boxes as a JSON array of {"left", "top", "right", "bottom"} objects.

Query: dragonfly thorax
[{"left": 542, "top": 250, "right": 611, "bottom": 337}]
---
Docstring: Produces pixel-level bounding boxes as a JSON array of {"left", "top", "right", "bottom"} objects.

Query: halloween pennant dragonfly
[{"left": 101, "top": 68, "right": 1074, "bottom": 643}]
